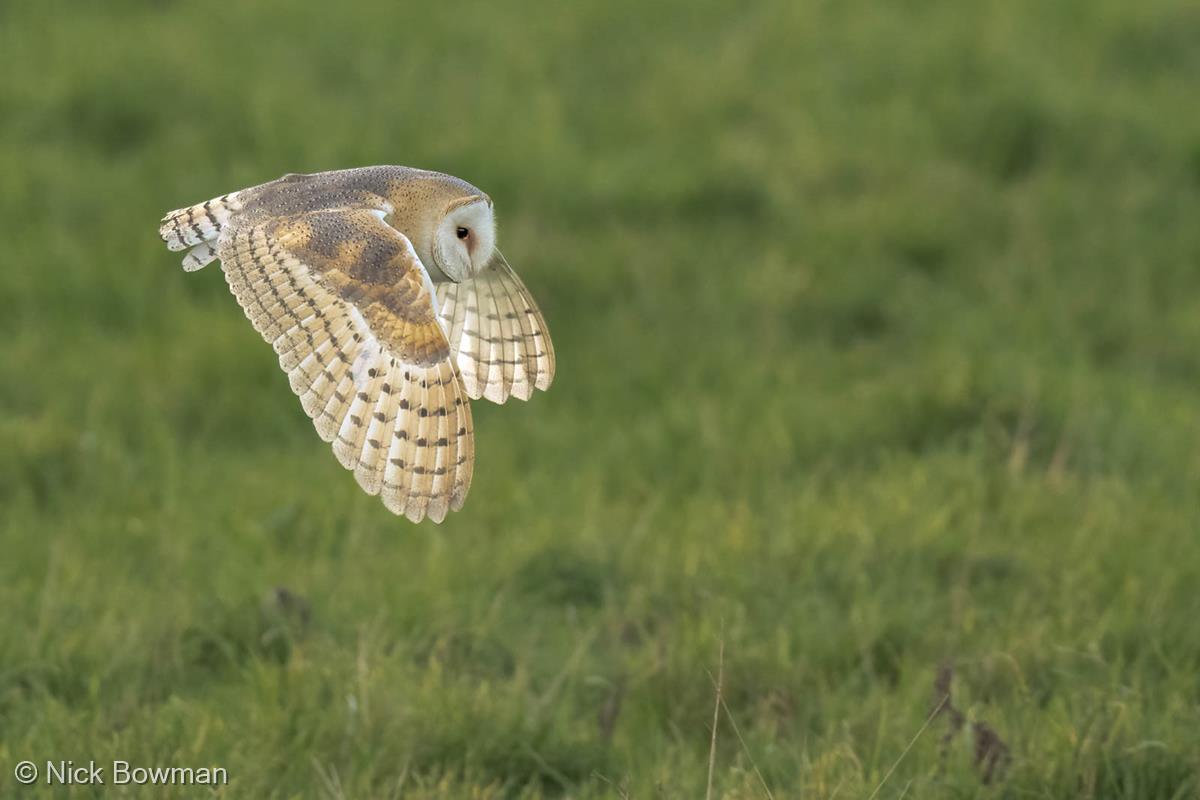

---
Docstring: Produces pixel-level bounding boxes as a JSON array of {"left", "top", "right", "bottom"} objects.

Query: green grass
[{"left": 3, "top": 0, "right": 1200, "bottom": 796}]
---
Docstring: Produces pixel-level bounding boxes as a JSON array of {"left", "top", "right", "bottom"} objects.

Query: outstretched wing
[
  {"left": 215, "top": 207, "right": 473, "bottom": 523},
  {"left": 435, "top": 253, "right": 555, "bottom": 404}
]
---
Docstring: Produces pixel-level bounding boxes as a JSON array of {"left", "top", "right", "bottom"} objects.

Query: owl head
[{"left": 429, "top": 194, "right": 496, "bottom": 282}]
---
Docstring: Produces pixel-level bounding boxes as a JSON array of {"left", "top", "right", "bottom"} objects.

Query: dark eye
[{"left": 456, "top": 227, "right": 470, "bottom": 240}]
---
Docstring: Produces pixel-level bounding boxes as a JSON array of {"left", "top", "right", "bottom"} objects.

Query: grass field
[{"left": 3, "top": 0, "right": 1200, "bottom": 797}]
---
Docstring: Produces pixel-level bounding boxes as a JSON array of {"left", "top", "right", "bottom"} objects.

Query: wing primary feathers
[
  {"left": 459, "top": 287, "right": 486, "bottom": 398},
  {"left": 482, "top": 264, "right": 509, "bottom": 403},
  {"left": 428, "top": 370, "right": 451, "bottom": 523},
  {"left": 491, "top": 262, "right": 534, "bottom": 400},
  {"left": 159, "top": 192, "right": 243, "bottom": 264},
  {"left": 382, "top": 366, "right": 419, "bottom": 519},
  {"left": 495, "top": 249, "right": 556, "bottom": 394},
  {"left": 333, "top": 361, "right": 384, "bottom": 472},
  {"left": 182, "top": 242, "right": 218, "bottom": 272},
  {"left": 435, "top": 250, "right": 555, "bottom": 404},
  {"left": 315, "top": 362, "right": 360, "bottom": 443},
  {"left": 354, "top": 381, "right": 395, "bottom": 497}
]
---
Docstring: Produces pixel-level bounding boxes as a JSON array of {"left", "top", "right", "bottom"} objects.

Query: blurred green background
[{"left": 3, "top": 0, "right": 1200, "bottom": 797}]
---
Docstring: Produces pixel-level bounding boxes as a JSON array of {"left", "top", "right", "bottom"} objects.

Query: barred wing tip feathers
[
  {"left": 159, "top": 192, "right": 244, "bottom": 271},
  {"left": 436, "top": 255, "right": 556, "bottom": 405}
]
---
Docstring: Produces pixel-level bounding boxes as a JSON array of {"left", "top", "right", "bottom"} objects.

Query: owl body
[
  {"left": 159, "top": 166, "right": 555, "bottom": 522},
  {"left": 210, "top": 167, "right": 492, "bottom": 281}
]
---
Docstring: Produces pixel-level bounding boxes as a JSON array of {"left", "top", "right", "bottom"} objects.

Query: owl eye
[{"left": 456, "top": 227, "right": 470, "bottom": 240}]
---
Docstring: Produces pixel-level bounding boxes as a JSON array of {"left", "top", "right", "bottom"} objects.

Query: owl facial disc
[{"left": 433, "top": 195, "right": 495, "bottom": 282}]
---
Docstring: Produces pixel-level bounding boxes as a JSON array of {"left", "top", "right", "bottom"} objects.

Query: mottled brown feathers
[{"left": 270, "top": 210, "right": 450, "bottom": 366}]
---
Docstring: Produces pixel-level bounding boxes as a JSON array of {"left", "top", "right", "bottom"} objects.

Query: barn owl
[{"left": 158, "top": 166, "right": 555, "bottom": 523}]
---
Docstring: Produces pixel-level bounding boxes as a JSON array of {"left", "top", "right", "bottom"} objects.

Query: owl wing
[
  {"left": 214, "top": 207, "right": 474, "bottom": 523},
  {"left": 434, "top": 252, "right": 556, "bottom": 403}
]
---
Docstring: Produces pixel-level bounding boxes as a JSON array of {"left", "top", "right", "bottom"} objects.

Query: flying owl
[{"left": 158, "top": 166, "right": 555, "bottom": 523}]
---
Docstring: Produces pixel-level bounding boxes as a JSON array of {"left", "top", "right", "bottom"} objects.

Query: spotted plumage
[{"left": 158, "top": 166, "right": 555, "bottom": 522}]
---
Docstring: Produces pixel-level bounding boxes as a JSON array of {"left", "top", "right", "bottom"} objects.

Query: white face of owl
[{"left": 432, "top": 197, "right": 495, "bottom": 282}]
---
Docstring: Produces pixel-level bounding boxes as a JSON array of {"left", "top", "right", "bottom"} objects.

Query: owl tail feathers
[{"left": 158, "top": 191, "right": 245, "bottom": 271}]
